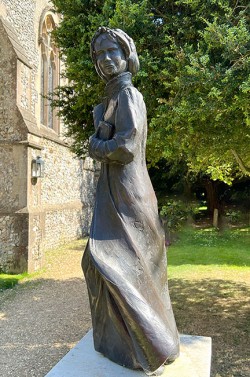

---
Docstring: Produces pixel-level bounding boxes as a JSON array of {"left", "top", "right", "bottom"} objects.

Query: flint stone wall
[
  {"left": 40, "top": 138, "right": 96, "bottom": 250},
  {"left": 0, "top": 0, "right": 98, "bottom": 273},
  {"left": 0, "top": 214, "right": 28, "bottom": 273}
]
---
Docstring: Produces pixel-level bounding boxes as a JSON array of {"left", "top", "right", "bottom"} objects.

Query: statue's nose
[{"left": 103, "top": 51, "right": 111, "bottom": 61}]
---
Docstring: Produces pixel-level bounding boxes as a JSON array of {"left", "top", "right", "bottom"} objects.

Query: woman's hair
[{"left": 91, "top": 27, "right": 140, "bottom": 81}]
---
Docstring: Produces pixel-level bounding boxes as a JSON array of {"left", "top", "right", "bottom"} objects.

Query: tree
[{"left": 51, "top": 0, "right": 250, "bottom": 185}]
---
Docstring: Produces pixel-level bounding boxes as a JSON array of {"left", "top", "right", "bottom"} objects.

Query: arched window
[{"left": 39, "top": 13, "right": 59, "bottom": 131}]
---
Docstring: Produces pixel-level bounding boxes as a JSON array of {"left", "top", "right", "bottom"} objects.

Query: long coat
[{"left": 82, "top": 72, "right": 179, "bottom": 374}]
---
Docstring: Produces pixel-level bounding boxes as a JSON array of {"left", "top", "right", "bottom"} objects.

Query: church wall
[
  {"left": 0, "top": 213, "right": 28, "bottom": 273},
  {"left": 41, "top": 138, "right": 85, "bottom": 251},
  {"left": 0, "top": 0, "right": 97, "bottom": 273},
  {"left": 0, "top": 141, "right": 29, "bottom": 272}
]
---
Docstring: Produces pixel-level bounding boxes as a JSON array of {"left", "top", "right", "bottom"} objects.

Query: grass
[
  {"left": 169, "top": 226, "right": 250, "bottom": 266},
  {"left": 167, "top": 226, "right": 250, "bottom": 282},
  {"left": 0, "top": 273, "right": 28, "bottom": 291},
  {"left": 0, "top": 229, "right": 249, "bottom": 376},
  {"left": 167, "top": 226, "right": 250, "bottom": 377}
]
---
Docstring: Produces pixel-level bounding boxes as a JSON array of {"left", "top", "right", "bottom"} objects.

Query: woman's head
[{"left": 91, "top": 27, "right": 139, "bottom": 81}]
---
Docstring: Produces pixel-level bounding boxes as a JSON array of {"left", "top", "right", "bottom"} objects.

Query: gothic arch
[{"left": 39, "top": 11, "right": 59, "bottom": 131}]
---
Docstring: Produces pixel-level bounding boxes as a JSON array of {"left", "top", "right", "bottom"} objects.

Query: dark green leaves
[{"left": 51, "top": 0, "right": 250, "bottom": 183}]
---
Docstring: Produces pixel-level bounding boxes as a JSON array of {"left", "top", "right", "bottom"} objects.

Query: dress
[{"left": 82, "top": 72, "right": 179, "bottom": 374}]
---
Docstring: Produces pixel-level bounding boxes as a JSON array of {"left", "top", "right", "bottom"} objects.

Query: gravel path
[
  {"left": 1, "top": 239, "right": 249, "bottom": 377},
  {"left": 0, "top": 240, "right": 92, "bottom": 377}
]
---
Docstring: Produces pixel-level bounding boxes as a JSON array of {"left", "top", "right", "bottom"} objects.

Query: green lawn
[
  {"left": 0, "top": 273, "right": 28, "bottom": 290},
  {"left": 167, "top": 227, "right": 250, "bottom": 282},
  {"left": 167, "top": 226, "right": 250, "bottom": 377}
]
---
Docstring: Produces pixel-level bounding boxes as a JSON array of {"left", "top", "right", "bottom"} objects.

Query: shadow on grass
[
  {"left": 168, "top": 250, "right": 250, "bottom": 267},
  {"left": 169, "top": 278, "right": 250, "bottom": 377},
  {"left": 0, "top": 275, "right": 24, "bottom": 290}
]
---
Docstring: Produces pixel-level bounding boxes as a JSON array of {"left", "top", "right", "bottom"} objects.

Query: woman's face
[{"left": 94, "top": 34, "right": 127, "bottom": 81}]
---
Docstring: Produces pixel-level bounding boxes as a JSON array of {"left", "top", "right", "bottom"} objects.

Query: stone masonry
[{"left": 0, "top": 0, "right": 97, "bottom": 273}]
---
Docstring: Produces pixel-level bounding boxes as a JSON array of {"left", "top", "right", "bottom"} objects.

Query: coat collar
[{"left": 105, "top": 72, "right": 133, "bottom": 99}]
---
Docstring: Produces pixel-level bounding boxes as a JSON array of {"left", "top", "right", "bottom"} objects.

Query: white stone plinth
[{"left": 45, "top": 330, "right": 212, "bottom": 377}]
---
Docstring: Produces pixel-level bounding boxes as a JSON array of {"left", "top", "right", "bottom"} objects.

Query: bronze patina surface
[{"left": 82, "top": 27, "right": 180, "bottom": 375}]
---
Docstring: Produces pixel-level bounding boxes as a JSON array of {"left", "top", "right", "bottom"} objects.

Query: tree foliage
[{"left": 51, "top": 0, "right": 250, "bottom": 184}]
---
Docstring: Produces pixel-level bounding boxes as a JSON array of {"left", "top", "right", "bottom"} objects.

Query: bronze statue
[{"left": 82, "top": 27, "right": 180, "bottom": 376}]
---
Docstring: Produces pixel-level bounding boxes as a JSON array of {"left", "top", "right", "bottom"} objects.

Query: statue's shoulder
[{"left": 118, "top": 85, "right": 144, "bottom": 105}]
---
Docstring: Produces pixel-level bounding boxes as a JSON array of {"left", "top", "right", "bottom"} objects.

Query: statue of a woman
[{"left": 82, "top": 27, "right": 179, "bottom": 376}]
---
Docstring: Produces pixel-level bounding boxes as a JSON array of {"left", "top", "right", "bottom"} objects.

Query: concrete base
[{"left": 45, "top": 330, "right": 212, "bottom": 377}]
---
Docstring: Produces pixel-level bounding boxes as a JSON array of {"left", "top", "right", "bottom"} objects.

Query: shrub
[{"left": 160, "top": 198, "right": 200, "bottom": 242}]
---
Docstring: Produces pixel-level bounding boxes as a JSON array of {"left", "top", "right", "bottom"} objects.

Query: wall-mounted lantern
[{"left": 31, "top": 156, "right": 45, "bottom": 178}]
